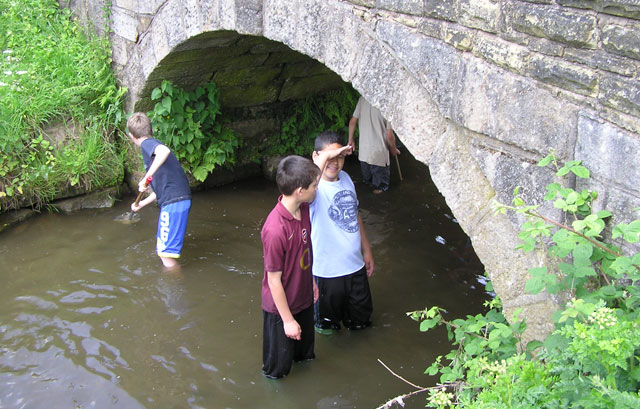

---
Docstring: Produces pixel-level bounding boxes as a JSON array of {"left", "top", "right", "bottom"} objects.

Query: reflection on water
[{"left": 0, "top": 157, "right": 487, "bottom": 408}]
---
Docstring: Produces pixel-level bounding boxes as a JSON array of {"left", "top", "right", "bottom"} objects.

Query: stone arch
[{"left": 104, "top": 0, "right": 640, "bottom": 341}]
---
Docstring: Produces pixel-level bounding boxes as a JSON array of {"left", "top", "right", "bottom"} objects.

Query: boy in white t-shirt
[{"left": 310, "top": 131, "right": 374, "bottom": 332}]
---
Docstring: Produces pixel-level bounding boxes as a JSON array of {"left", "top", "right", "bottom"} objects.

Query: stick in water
[{"left": 394, "top": 155, "right": 403, "bottom": 181}]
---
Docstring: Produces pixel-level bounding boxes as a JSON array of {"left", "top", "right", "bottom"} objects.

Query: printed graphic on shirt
[
  {"left": 300, "top": 247, "right": 311, "bottom": 270},
  {"left": 328, "top": 190, "right": 359, "bottom": 233},
  {"left": 302, "top": 228, "right": 308, "bottom": 244}
]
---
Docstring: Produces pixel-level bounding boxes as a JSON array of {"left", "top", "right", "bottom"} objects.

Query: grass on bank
[{"left": 0, "top": 0, "right": 125, "bottom": 210}]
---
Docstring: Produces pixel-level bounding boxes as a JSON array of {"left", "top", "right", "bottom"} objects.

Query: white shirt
[
  {"left": 352, "top": 97, "right": 392, "bottom": 167},
  {"left": 310, "top": 171, "right": 365, "bottom": 278}
]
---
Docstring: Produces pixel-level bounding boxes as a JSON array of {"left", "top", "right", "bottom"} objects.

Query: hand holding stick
[{"left": 131, "top": 175, "right": 153, "bottom": 211}]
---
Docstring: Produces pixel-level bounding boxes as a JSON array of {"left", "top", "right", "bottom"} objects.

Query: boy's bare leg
[{"left": 161, "top": 256, "right": 180, "bottom": 270}]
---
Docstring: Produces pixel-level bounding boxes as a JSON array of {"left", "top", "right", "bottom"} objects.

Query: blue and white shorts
[{"left": 156, "top": 199, "right": 191, "bottom": 259}]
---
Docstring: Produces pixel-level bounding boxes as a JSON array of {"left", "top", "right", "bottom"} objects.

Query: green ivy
[
  {"left": 394, "top": 151, "right": 640, "bottom": 409},
  {"left": 148, "top": 80, "right": 238, "bottom": 182}
]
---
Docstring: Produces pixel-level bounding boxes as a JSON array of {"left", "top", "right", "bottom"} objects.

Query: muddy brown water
[{"left": 0, "top": 157, "right": 488, "bottom": 408}]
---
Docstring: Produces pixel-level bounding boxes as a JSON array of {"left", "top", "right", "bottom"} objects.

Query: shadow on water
[{"left": 0, "top": 152, "right": 488, "bottom": 408}]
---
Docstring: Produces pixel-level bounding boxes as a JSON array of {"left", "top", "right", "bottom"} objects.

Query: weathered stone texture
[
  {"left": 377, "top": 20, "right": 462, "bottom": 118},
  {"left": 564, "top": 48, "right": 637, "bottom": 77},
  {"left": 527, "top": 54, "right": 598, "bottom": 96},
  {"left": 469, "top": 142, "right": 559, "bottom": 225},
  {"left": 111, "top": 6, "right": 139, "bottom": 42},
  {"left": 453, "top": 57, "right": 579, "bottom": 159},
  {"left": 602, "top": 23, "right": 640, "bottom": 61},
  {"left": 526, "top": 36, "right": 564, "bottom": 57},
  {"left": 458, "top": 0, "right": 500, "bottom": 33},
  {"left": 318, "top": 4, "right": 367, "bottom": 81},
  {"left": 159, "top": 1, "right": 188, "bottom": 49},
  {"left": 347, "top": 0, "right": 376, "bottom": 7},
  {"left": 53, "top": 188, "right": 119, "bottom": 213},
  {"left": 440, "top": 23, "right": 474, "bottom": 51},
  {"left": 134, "top": 0, "right": 165, "bottom": 14},
  {"left": 472, "top": 33, "right": 530, "bottom": 73},
  {"left": 510, "top": 3, "right": 598, "bottom": 47},
  {"left": 575, "top": 112, "right": 640, "bottom": 196},
  {"left": 429, "top": 124, "right": 495, "bottom": 230},
  {"left": 376, "top": 0, "right": 422, "bottom": 15},
  {"left": 599, "top": 74, "right": 640, "bottom": 117},
  {"left": 424, "top": 0, "right": 458, "bottom": 21},
  {"left": 390, "top": 78, "right": 448, "bottom": 165},
  {"left": 557, "top": 0, "right": 640, "bottom": 20},
  {"left": 279, "top": 74, "right": 346, "bottom": 101},
  {"left": 182, "top": 0, "right": 206, "bottom": 38}
]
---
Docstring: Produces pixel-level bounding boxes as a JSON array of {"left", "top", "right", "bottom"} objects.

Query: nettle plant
[
  {"left": 148, "top": 80, "right": 238, "bottom": 182},
  {"left": 390, "top": 152, "right": 640, "bottom": 409}
]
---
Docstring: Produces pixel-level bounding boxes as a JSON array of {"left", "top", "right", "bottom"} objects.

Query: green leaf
[
  {"left": 425, "top": 361, "right": 439, "bottom": 376},
  {"left": 571, "top": 165, "right": 590, "bottom": 178},
  {"left": 151, "top": 87, "right": 162, "bottom": 100},
  {"left": 516, "top": 237, "right": 536, "bottom": 252},
  {"left": 597, "top": 210, "right": 612, "bottom": 219},
  {"left": 611, "top": 256, "right": 632, "bottom": 274},
  {"left": 554, "top": 198, "right": 568, "bottom": 210},
  {"left": 613, "top": 223, "right": 626, "bottom": 239},
  {"left": 544, "top": 183, "right": 562, "bottom": 201},
  {"left": 419, "top": 318, "right": 439, "bottom": 332},
  {"left": 574, "top": 266, "right": 596, "bottom": 278},
  {"left": 161, "top": 96, "right": 172, "bottom": 113},
  {"left": 526, "top": 340, "right": 544, "bottom": 352},
  {"left": 544, "top": 333, "right": 570, "bottom": 351},
  {"left": 537, "top": 154, "right": 553, "bottom": 167},
  {"left": 525, "top": 267, "right": 548, "bottom": 294}
]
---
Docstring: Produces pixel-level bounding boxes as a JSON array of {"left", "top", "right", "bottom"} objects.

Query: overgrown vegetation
[
  {"left": 148, "top": 80, "right": 238, "bottom": 182},
  {"left": 383, "top": 152, "right": 640, "bottom": 409},
  {"left": 266, "top": 86, "right": 359, "bottom": 157},
  {"left": 0, "top": 0, "right": 125, "bottom": 210}
]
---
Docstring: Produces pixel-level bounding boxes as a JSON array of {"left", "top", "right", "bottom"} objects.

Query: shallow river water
[{"left": 0, "top": 157, "right": 487, "bottom": 409}]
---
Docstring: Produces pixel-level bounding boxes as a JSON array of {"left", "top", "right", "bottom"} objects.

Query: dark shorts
[
  {"left": 314, "top": 266, "right": 373, "bottom": 330},
  {"left": 262, "top": 305, "right": 315, "bottom": 379}
]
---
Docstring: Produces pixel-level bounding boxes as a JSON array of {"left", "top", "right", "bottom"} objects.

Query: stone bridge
[{"left": 65, "top": 0, "right": 640, "bottom": 340}]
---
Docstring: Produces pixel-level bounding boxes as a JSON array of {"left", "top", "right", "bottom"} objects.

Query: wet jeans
[{"left": 360, "top": 161, "right": 390, "bottom": 191}]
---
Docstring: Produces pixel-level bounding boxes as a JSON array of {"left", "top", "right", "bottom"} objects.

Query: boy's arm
[
  {"left": 267, "top": 271, "right": 302, "bottom": 340},
  {"left": 358, "top": 214, "right": 374, "bottom": 277},
  {"left": 312, "top": 145, "right": 353, "bottom": 173},
  {"left": 139, "top": 144, "right": 171, "bottom": 191},
  {"left": 131, "top": 191, "right": 157, "bottom": 212}
]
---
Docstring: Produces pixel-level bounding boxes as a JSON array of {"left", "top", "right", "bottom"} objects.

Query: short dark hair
[
  {"left": 276, "top": 155, "right": 321, "bottom": 195},
  {"left": 127, "top": 112, "right": 153, "bottom": 139},
  {"left": 314, "top": 130, "right": 343, "bottom": 151}
]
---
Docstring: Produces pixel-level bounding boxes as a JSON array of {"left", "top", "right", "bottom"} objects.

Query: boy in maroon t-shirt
[{"left": 260, "top": 155, "right": 322, "bottom": 379}]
